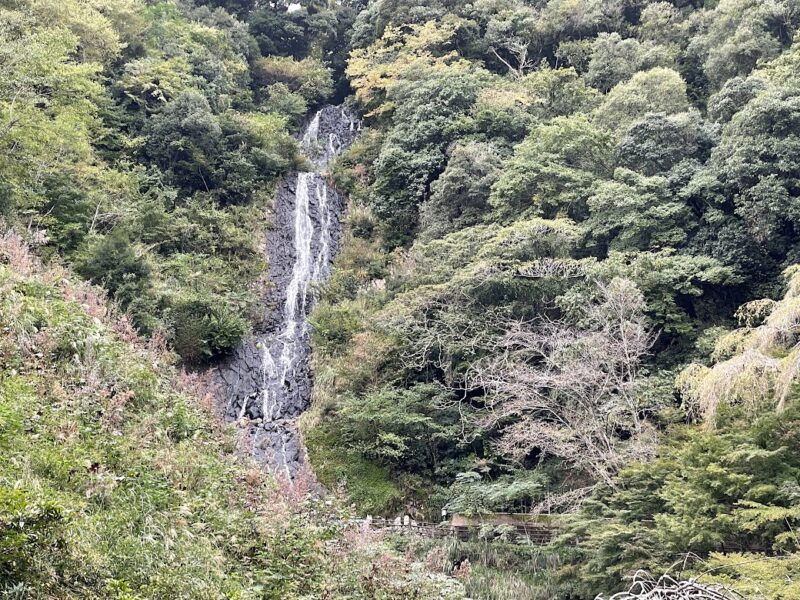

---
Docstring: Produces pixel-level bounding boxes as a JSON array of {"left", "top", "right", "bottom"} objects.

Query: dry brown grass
[{"left": 0, "top": 230, "right": 37, "bottom": 276}]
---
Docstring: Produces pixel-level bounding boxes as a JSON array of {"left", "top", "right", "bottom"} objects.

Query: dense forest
[
  {"left": 2, "top": 0, "right": 800, "bottom": 598},
  {"left": 306, "top": 0, "right": 800, "bottom": 597},
  {"left": 0, "top": 0, "right": 464, "bottom": 597}
]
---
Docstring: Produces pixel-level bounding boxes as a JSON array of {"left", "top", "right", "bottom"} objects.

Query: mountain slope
[{"left": 0, "top": 232, "right": 463, "bottom": 599}]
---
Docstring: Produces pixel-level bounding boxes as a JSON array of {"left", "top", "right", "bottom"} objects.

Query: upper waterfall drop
[{"left": 218, "top": 106, "right": 360, "bottom": 478}]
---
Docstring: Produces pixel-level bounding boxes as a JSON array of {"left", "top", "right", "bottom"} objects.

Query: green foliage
[
  {"left": 252, "top": 55, "right": 334, "bottom": 106},
  {"left": 78, "top": 231, "right": 152, "bottom": 306},
  {"left": 248, "top": 0, "right": 347, "bottom": 68},
  {"left": 704, "top": 87, "right": 800, "bottom": 271},
  {"left": 142, "top": 95, "right": 295, "bottom": 200},
  {"left": 309, "top": 8, "right": 800, "bottom": 598},
  {"left": 558, "top": 405, "right": 800, "bottom": 597},
  {"left": 586, "top": 169, "right": 694, "bottom": 252},
  {"left": 594, "top": 67, "right": 690, "bottom": 130},
  {"left": 9, "top": 0, "right": 800, "bottom": 596},
  {"left": 0, "top": 7, "right": 103, "bottom": 218},
  {"left": 0, "top": 241, "right": 465, "bottom": 599},
  {"left": 446, "top": 471, "right": 550, "bottom": 516},
  {"left": 303, "top": 424, "right": 405, "bottom": 515},
  {"left": 261, "top": 82, "right": 308, "bottom": 124},
  {"left": 337, "top": 384, "right": 461, "bottom": 469},
  {"left": 553, "top": 276, "right": 800, "bottom": 597},
  {"left": 707, "top": 76, "right": 769, "bottom": 123},
  {"left": 616, "top": 111, "right": 718, "bottom": 176},
  {"left": 305, "top": 2, "right": 800, "bottom": 598},
  {"left": 142, "top": 91, "right": 225, "bottom": 193},
  {"left": 697, "top": 0, "right": 799, "bottom": 88},
  {"left": 410, "top": 535, "right": 562, "bottom": 600},
  {"left": 368, "top": 68, "right": 489, "bottom": 244},
  {"left": 700, "top": 552, "right": 800, "bottom": 599},
  {"left": 490, "top": 114, "right": 614, "bottom": 219},
  {"left": 586, "top": 32, "right": 673, "bottom": 93},
  {"left": 588, "top": 250, "right": 738, "bottom": 335},
  {"left": 757, "top": 32, "right": 800, "bottom": 88},
  {"left": 0, "top": 487, "right": 63, "bottom": 583},
  {"left": 0, "top": 0, "right": 306, "bottom": 362},
  {"left": 419, "top": 141, "right": 503, "bottom": 241},
  {"left": 168, "top": 296, "right": 248, "bottom": 361}
]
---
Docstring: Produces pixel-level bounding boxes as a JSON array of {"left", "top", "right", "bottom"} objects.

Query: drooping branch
[{"left": 597, "top": 571, "right": 746, "bottom": 600}]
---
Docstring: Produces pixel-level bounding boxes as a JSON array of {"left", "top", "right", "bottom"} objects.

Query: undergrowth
[{"left": 0, "top": 231, "right": 464, "bottom": 599}]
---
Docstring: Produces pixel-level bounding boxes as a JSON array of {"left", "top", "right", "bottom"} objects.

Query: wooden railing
[
  {"left": 361, "top": 513, "right": 561, "bottom": 544},
  {"left": 364, "top": 517, "right": 452, "bottom": 538}
]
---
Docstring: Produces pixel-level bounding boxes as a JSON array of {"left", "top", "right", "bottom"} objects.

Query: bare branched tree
[
  {"left": 597, "top": 571, "right": 746, "bottom": 600},
  {"left": 386, "top": 288, "right": 507, "bottom": 386},
  {"left": 469, "top": 278, "right": 658, "bottom": 487},
  {"left": 490, "top": 40, "right": 537, "bottom": 79}
]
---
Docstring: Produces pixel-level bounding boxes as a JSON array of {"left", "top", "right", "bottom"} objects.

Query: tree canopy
[
  {"left": 302, "top": 1, "right": 800, "bottom": 598},
  {"left": 5, "top": 0, "right": 800, "bottom": 598}
]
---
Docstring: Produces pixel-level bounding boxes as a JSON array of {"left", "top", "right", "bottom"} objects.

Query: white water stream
[{"left": 230, "top": 108, "right": 357, "bottom": 477}]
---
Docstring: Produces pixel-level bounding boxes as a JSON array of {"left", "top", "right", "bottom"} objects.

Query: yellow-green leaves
[
  {"left": 347, "top": 18, "right": 471, "bottom": 116},
  {"left": 678, "top": 266, "right": 800, "bottom": 427},
  {"left": 594, "top": 67, "right": 689, "bottom": 131}
]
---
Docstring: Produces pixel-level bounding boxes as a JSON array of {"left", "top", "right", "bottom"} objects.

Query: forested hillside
[
  {"left": 0, "top": 0, "right": 464, "bottom": 597},
  {"left": 0, "top": 232, "right": 465, "bottom": 598},
  {"left": 3, "top": 0, "right": 800, "bottom": 598},
  {"left": 302, "top": 0, "right": 800, "bottom": 597},
  {"left": 0, "top": 0, "right": 347, "bottom": 362}
]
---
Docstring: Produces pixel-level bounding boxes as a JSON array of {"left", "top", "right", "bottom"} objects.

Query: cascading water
[{"left": 218, "top": 106, "right": 360, "bottom": 478}]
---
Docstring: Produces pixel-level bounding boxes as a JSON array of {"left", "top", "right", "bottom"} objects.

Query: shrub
[{"left": 168, "top": 297, "right": 248, "bottom": 362}]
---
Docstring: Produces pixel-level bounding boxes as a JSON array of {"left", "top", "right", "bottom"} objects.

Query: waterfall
[{"left": 219, "top": 106, "right": 360, "bottom": 478}]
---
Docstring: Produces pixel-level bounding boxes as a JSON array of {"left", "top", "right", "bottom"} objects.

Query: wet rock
[{"left": 217, "top": 106, "right": 360, "bottom": 477}]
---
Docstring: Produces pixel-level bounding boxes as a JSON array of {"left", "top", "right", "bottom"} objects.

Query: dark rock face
[{"left": 217, "top": 106, "right": 360, "bottom": 478}]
